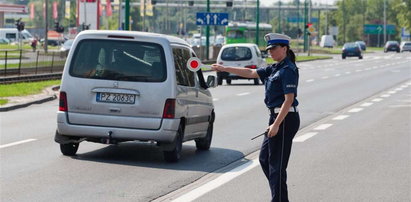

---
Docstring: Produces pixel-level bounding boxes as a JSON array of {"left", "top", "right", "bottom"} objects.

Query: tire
[
  {"left": 60, "top": 143, "right": 79, "bottom": 156},
  {"left": 254, "top": 78, "right": 259, "bottom": 85},
  {"left": 217, "top": 76, "right": 223, "bottom": 85},
  {"left": 195, "top": 122, "right": 213, "bottom": 150},
  {"left": 163, "top": 125, "right": 183, "bottom": 162},
  {"left": 342, "top": 55, "right": 346, "bottom": 59},
  {"left": 359, "top": 55, "right": 363, "bottom": 59},
  {"left": 226, "top": 79, "right": 232, "bottom": 85}
]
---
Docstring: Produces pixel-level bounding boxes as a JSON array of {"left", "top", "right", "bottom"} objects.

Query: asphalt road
[{"left": 1, "top": 52, "right": 410, "bottom": 202}]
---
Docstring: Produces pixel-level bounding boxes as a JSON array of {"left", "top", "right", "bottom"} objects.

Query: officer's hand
[
  {"left": 211, "top": 64, "right": 224, "bottom": 72},
  {"left": 267, "top": 124, "right": 279, "bottom": 138}
]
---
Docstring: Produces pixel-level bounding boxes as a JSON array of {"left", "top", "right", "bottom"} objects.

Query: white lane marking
[
  {"left": 334, "top": 74, "right": 341, "bottom": 77},
  {"left": 361, "top": 102, "right": 374, "bottom": 107},
  {"left": 380, "top": 94, "right": 391, "bottom": 98},
  {"left": 212, "top": 98, "right": 219, "bottom": 101},
  {"left": 372, "top": 98, "right": 383, "bottom": 102},
  {"left": 348, "top": 108, "right": 363, "bottom": 113},
  {"left": 236, "top": 92, "right": 250, "bottom": 96},
  {"left": 395, "top": 88, "right": 403, "bottom": 91},
  {"left": 0, "top": 139, "right": 37, "bottom": 149},
  {"left": 389, "top": 105, "right": 411, "bottom": 108},
  {"left": 388, "top": 91, "right": 397, "bottom": 94},
  {"left": 355, "top": 69, "right": 363, "bottom": 72},
  {"left": 314, "top": 124, "right": 333, "bottom": 130},
  {"left": 321, "top": 76, "right": 329, "bottom": 79},
  {"left": 172, "top": 158, "right": 260, "bottom": 202},
  {"left": 293, "top": 132, "right": 318, "bottom": 142},
  {"left": 332, "top": 115, "right": 349, "bottom": 120},
  {"left": 345, "top": 71, "right": 351, "bottom": 74},
  {"left": 306, "top": 79, "right": 315, "bottom": 83}
]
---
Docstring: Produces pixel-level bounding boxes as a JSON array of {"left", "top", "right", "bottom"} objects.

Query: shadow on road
[{"left": 71, "top": 142, "right": 245, "bottom": 173}]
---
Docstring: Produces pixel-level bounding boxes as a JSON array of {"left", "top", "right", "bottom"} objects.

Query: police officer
[{"left": 211, "top": 33, "right": 300, "bottom": 202}]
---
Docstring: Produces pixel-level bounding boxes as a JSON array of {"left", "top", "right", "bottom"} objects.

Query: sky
[{"left": 261, "top": 0, "right": 338, "bottom": 6}]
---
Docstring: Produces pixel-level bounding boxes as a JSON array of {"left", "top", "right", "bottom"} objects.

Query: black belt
[{"left": 269, "top": 106, "right": 299, "bottom": 114}]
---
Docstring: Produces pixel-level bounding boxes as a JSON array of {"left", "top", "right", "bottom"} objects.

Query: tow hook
[{"left": 106, "top": 131, "right": 113, "bottom": 144}]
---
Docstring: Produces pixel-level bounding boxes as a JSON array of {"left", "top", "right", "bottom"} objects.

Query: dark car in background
[
  {"left": 384, "top": 41, "right": 400, "bottom": 53},
  {"left": 355, "top": 41, "right": 366, "bottom": 51},
  {"left": 342, "top": 42, "right": 363, "bottom": 59}
]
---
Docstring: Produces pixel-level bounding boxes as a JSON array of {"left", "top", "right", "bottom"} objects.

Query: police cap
[{"left": 264, "top": 33, "right": 291, "bottom": 51}]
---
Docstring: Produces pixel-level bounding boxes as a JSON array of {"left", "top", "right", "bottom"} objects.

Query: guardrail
[{"left": 0, "top": 49, "right": 67, "bottom": 78}]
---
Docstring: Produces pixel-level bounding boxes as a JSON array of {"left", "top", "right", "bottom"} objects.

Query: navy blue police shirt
[{"left": 256, "top": 57, "right": 299, "bottom": 108}]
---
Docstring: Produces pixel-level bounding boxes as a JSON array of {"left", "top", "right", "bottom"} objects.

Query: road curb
[
  {"left": 0, "top": 85, "right": 60, "bottom": 112},
  {"left": 0, "top": 95, "right": 57, "bottom": 112}
]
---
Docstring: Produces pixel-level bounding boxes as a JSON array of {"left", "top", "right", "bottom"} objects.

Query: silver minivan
[{"left": 55, "top": 30, "right": 216, "bottom": 162}]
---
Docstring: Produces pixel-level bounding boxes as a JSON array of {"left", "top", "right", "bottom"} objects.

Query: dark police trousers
[{"left": 259, "top": 112, "right": 300, "bottom": 202}]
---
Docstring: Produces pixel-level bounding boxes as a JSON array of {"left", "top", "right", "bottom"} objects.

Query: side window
[
  {"left": 173, "top": 48, "right": 195, "bottom": 87},
  {"left": 6, "top": 33, "right": 16, "bottom": 40}
]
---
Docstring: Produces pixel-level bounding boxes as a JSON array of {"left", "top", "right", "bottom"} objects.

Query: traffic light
[
  {"left": 54, "top": 21, "right": 59, "bottom": 32},
  {"left": 81, "top": 23, "right": 90, "bottom": 31},
  {"left": 305, "top": 23, "right": 313, "bottom": 35},
  {"left": 15, "top": 18, "right": 25, "bottom": 32},
  {"left": 54, "top": 21, "right": 65, "bottom": 33},
  {"left": 226, "top": 1, "right": 233, "bottom": 7}
]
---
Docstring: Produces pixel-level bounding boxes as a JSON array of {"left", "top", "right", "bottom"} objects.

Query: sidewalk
[{"left": 0, "top": 85, "right": 59, "bottom": 112}]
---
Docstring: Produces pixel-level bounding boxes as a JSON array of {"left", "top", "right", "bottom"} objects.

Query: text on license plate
[{"left": 96, "top": 92, "right": 136, "bottom": 104}]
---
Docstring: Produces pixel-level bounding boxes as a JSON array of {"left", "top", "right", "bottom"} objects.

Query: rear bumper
[{"left": 56, "top": 112, "right": 180, "bottom": 143}]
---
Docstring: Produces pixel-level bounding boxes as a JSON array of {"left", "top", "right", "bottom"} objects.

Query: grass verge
[{"left": 0, "top": 80, "right": 61, "bottom": 105}]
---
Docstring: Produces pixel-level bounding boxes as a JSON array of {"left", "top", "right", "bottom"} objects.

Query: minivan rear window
[
  {"left": 69, "top": 39, "right": 166, "bottom": 82},
  {"left": 221, "top": 47, "right": 252, "bottom": 61}
]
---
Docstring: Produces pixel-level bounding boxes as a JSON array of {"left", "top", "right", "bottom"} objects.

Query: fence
[{"left": 0, "top": 49, "right": 67, "bottom": 77}]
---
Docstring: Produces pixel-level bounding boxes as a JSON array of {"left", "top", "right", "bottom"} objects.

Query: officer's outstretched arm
[{"left": 211, "top": 64, "right": 259, "bottom": 78}]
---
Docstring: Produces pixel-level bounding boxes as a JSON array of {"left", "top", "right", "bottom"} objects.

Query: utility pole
[
  {"left": 44, "top": 0, "right": 48, "bottom": 53},
  {"left": 118, "top": 0, "right": 122, "bottom": 29},
  {"left": 383, "top": 0, "right": 387, "bottom": 44},
  {"left": 256, "top": 0, "right": 260, "bottom": 46},
  {"left": 342, "top": 0, "right": 346, "bottom": 43},
  {"left": 303, "top": 0, "right": 308, "bottom": 52},
  {"left": 278, "top": 0, "right": 281, "bottom": 33},
  {"left": 125, "top": 0, "right": 130, "bottom": 30},
  {"left": 206, "top": 0, "right": 210, "bottom": 60}
]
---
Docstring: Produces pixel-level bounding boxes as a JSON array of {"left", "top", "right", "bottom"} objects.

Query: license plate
[{"left": 96, "top": 92, "right": 136, "bottom": 104}]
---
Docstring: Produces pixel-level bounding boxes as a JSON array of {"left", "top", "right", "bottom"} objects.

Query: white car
[
  {"left": 216, "top": 43, "right": 267, "bottom": 85},
  {"left": 400, "top": 41, "right": 411, "bottom": 52},
  {"left": 55, "top": 30, "right": 217, "bottom": 162}
]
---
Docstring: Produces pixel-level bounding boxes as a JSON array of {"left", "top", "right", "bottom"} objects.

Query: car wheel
[
  {"left": 195, "top": 122, "right": 213, "bottom": 150},
  {"left": 226, "top": 79, "right": 232, "bottom": 85},
  {"left": 359, "top": 55, "right": 363, "bottom": 59},
  {"left": 60, "top": 143, "right": 79, "bottom": 156},
  {"left": 254, "top": 78, "right": 259, "bottom": 85},
  {"left": 217, "top": 76, "right": 223, "bottom": 85},
  {"left": 163, "top": 124, "right": 183, "bottom": 162},
  {"left": 342, "top": 55, "right": 346, "bottom": 59}
]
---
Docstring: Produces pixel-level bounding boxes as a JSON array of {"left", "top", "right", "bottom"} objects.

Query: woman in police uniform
[{"left": 211, "top": 33, "right": 300, "bottom": 202}]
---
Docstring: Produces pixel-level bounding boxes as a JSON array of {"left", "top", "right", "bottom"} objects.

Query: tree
[{"left": 392, "top": 0, "right": 411, "bottom": 31}]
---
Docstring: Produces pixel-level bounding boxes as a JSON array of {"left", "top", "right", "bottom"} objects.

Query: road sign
[
  {"left": 364, "top": 24, "right": 396, "bottom": 34},
  {"left": 196, "top": 12, "right": 228, "bottom": 26}
]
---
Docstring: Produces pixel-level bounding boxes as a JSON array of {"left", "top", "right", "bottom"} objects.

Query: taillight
[
  {"left": 162, "top": 99, "right": 175, "bottom": 119},
  {"left": 59, "top": 91, "right": 68, "bottom": 112},
  {"left": 245, "top": 65, "right": 257, "bottom": 69}
]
